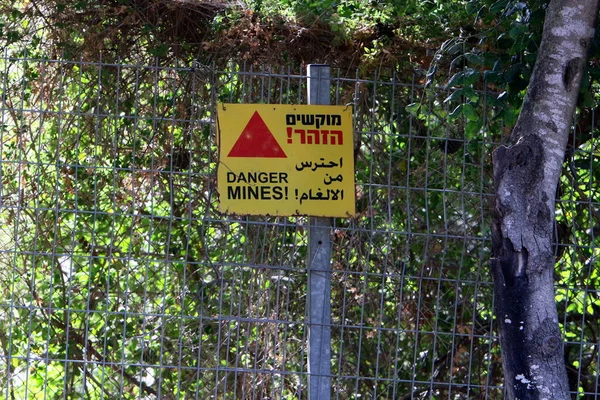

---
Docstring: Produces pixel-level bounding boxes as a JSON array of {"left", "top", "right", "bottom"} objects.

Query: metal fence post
[{"left": 307, "top": 64, "right": 332, "bottom": 400}]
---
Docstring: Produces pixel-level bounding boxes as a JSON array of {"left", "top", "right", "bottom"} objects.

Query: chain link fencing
[{"left": 0, "top": 56, "right": 598, "bottom": 399}]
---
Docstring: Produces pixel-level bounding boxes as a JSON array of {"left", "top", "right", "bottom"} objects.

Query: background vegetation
[{"left": 0, "top": 0, "right": 599, "bottom": 398}]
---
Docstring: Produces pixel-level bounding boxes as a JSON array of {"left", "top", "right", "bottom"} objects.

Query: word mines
[{"left": 217, "top": 103, "right": 355, "bottom": 217}]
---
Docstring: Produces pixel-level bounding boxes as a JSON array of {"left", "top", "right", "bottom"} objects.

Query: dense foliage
[{"left": 0, "top": 0, "right": 599, "bottom": 398}]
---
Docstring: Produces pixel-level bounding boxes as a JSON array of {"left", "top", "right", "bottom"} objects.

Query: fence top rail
[
  {"left": 0, "top": 55, "right": 416, "bottom": 84},
  {"left": 1, "top": 55, "right": 507, "bottom": 96}
]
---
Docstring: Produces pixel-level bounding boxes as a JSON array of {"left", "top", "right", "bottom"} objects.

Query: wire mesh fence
[{"left": 0, "top": 56, "right": 598, "bottom": 399}]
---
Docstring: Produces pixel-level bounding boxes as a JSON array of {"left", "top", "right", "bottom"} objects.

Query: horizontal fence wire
[{"left": 0, "top": 56, "right": 598, "bottom": 399}]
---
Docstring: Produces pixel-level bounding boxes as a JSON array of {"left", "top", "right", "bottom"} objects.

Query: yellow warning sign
[{"left": 217, "top": 103, "right": 355, "bottom": 217}]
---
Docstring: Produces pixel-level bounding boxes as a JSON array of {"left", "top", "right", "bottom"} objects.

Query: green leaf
[
  {"left": 426, "top": 64, "right": 438, "bottom": 86},
  {"left": 405, "top": 103, "right": 421, "bottom": 116},
  {"left": 448, "top": 104, "right": 463, "bottom": 121},
  {"left": 440, "top": 38, "right": 455, "bottom": 52},
  {"left": 496, "top": 33, "right": 514, "bottom": 49},
  {"left": 462, "top": 87, "right": 478, "bottom": 102},
  {"left": 446, "top": 42, "right": 464, "bottom": 55},
  {"left": 498, "top": 108, "right": 519, "bottom": 126},
  {"left": 509, "top": 23, "right": 527, "bottom": 40},
  {"left": 463, "top": 69, "right": 480, "bottom": 85},
  {"left": 484, "top": 70, "right": 503, "bottom": 84},
  {"left": 446, "top": 71, "right": 464, "bottom": 88},
  {"left": 444, "top": 89, "right": 464, "bottom": 103},
  {"left": 485, "top": 95, "right": 503, "bottom": 108},
  {"left": 465, "top": 119, "right": 482, "bottom": 137},
  {"left": 464, "top": 53, "right": 485, "bottom": 66},
  {"left": 149, "top": 44, "right": 169, "bottom": 57},
  {"left": 450, "top": 55, "right": 465, "bottom": 71},
  {"left": 503, "top": 63, "right": 523, "bottom": 82},
  {"left": 505, "top": 2, "right": 527, "bottom": 18},
  {"left": 462, "top": 103, "right": 479, "bottom": 121},
  {"left": 444, "top": 86, "right": 479, "bottom": 103},
  {"left": 490, "top": 0, "right": 510, "bottom": 14}
]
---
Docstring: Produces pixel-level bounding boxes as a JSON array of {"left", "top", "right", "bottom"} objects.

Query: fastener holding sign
[{"left": 217, "top": 103, "right": 355, "bottom": 217}]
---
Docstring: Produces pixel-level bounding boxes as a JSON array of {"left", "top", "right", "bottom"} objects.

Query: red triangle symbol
[{"left": 228, "top": 111, "right": 287, "bottom": 158}]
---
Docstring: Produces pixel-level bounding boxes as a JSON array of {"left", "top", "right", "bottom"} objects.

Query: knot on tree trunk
[{"left": 532, "top": 318, "right": 564, "bottom": 359}]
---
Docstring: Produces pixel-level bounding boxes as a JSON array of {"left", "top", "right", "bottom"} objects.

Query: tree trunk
[{"left": 491, "top": 1, "right": 599, "bottom": 399}]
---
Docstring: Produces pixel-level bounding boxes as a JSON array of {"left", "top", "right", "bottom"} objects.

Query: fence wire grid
[{"left": 0, "top": 56, "right": 598, "bottom": 400}]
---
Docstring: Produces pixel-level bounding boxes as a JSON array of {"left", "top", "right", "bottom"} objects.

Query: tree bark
[{"left": 491, "top": 1, "right": 599, "bottom": 399}]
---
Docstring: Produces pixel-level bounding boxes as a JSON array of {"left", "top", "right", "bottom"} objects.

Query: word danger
[
  {"left": 286, "top": 113, "right": 342, "bottom": 129},
  {"left": 226, "top": 171, "right": 289, "bottom": 184},
  {"left": 286, "top": 128, "right": 343, "bottom": 145}
]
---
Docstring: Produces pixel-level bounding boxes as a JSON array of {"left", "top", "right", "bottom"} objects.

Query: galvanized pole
[{"left": 307, "top": 64, "right": 332, "bottom": 400}]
